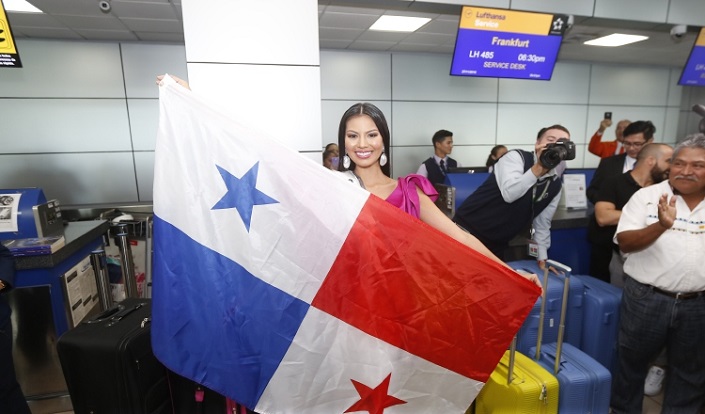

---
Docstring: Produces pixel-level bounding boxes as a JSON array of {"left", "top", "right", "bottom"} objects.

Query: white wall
[
  {"left": 320, "top": 50, "right": 684, "bottom": 178},
  {"left": 0, "top": 40, "right": 187, "bottom": 204},
  {"left": 0, "top": 38, "right": 696, "bottom": 205}
]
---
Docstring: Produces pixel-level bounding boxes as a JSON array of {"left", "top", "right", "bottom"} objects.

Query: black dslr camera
[{"left": 539, "top": 138, "right": 576, "bottom": 169}]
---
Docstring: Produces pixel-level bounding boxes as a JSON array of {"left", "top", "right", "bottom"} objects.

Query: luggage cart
[{"left": 99, "top": 209, "right": 154, "bottom": 300}]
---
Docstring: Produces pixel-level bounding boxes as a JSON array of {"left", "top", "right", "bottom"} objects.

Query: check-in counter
[
  {"left": 9, "top": 220, "right": 109, "bottom": 408},
  {"left": 445, "top": 171, "right": 594, "bottom": 274}
]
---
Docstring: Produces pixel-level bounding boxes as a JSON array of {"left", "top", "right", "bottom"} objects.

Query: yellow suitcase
[{"left": 475, "top": 337, "right": 559, "bottom": 414}]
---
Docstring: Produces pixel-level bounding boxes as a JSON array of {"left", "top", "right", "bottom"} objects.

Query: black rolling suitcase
[{"left": 57, "top": 298, "right": 170, "bottom": 414}]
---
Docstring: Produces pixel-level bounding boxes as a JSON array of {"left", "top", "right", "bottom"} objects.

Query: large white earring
[
  {"left": 379, "top": 151, "right": 388, "bottom": 167},
  {"left": 343, "top": 154, "right": 351, "bottom": 169}
]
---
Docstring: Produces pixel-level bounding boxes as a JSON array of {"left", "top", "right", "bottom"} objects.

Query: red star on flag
[{"left": 344, "top": 373, "right": 407, "bottom": 414}]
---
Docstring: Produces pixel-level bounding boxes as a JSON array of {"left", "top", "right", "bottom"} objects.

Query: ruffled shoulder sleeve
[{"left": 386, "top": 174, "right": 439, "bottom": 218}]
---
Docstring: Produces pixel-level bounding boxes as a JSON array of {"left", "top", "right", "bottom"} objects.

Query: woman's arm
[{"left": 416, "top": 188, "right": 541, "bottom": 288}]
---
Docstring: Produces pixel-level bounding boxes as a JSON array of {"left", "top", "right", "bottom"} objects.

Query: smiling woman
[{"left": 334, "top": 102, "right": 542, "bottom": 288}]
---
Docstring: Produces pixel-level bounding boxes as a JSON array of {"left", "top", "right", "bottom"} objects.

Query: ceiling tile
[
  {"left": 6, "top": 13, "right": 65, "bottom": 28},
  {"left": 28, "top": 0, "right": 108, "bottom": 16},
  {"left": 357, "top": 30, "right": 408, "bottom": 42},
  {"left": 135, "top": 32, "right": 185, "bottom": 42},
  {"left": 403, "top": 32, "right": 453, "bottom": 45},
  {"left": 75, "top": 29, "right": 138, "bottom": 41},
  {"left": 16, "top": 27, "right": 84, "bottom": 40},
  {"left": 417, "top": 18, "right": 459, "bottom": 35},
  {"left": 324, "top": 6, "right": 384, "bottom": 16},
  {"left": 55, "top": 15, "right": 128, "bottom": 31},
  {"left": 349, "top": 40, "right": 397, "bottom": 51},
  {"left": 120, "top": 18, "right": 182, "bottom": 33},
  {"left": 110, "top": 1, "right": 179, "bottom": 19},
  {"left": 319, "top": 11, "right": 378, "bottom": 30},
  {"left": 320, "top": 39, "right": 354, "bottom": 49},
  {"left": 319, "top": 27, "right": 364, "bottom": 41}
]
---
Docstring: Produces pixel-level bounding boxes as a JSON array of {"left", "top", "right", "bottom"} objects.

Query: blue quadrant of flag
[{"left": 151, "top": 217, "right": 309, "bottom": 408}]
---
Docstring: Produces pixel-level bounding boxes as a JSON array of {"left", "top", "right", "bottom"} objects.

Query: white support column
[{"left": 181, "top": 0, "right": 322, "bottom": 152}]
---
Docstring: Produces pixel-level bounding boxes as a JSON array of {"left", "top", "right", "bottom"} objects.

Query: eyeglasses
[{"left": 623, "top": 141, "right": 646, "bottom": 148}]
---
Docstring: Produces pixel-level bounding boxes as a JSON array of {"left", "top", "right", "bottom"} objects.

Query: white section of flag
[
  {"left": 255, "top": 307, "right": 484, "bottom": 414},
  {"left": 154, "top": 75, "right": 369, "bottom": 302}
]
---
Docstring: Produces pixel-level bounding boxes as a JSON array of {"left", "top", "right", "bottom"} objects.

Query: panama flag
[{"left": 151, "top": 75, "right": 540, "bottom": 413}]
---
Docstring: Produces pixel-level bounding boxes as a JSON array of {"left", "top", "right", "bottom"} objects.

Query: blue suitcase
[
  {"left": 529, "top": 261, "right": 612, "bottom": 414},
  {"left": 507, "top": 260, "right": 583, "bottom": 355},
  {"left": 574, "top": 274, "right": 622, "bottom": 379}
]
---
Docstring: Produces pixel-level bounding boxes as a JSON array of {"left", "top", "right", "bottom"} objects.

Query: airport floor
[{"left": 28, "top": 391, "right": 668, "bottom": 414}]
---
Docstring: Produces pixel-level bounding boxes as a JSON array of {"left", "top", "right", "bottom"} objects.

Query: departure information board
[
  {"left": 679, "top": 28, "right": 705, "bottom": 87},
  {"left": 450, "top": 7, "right": 568, "bottom": 80}
]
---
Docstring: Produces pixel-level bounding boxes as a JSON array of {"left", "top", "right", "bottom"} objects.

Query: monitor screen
[
  {"left": 447, "top": 166, "right": 489, "bottom": 174},
  {"left": 450, "top": 7, "right": 568, "bottom": 81},
  {"left": 678, "top": 28, "right": 705, "bottom": 87}
]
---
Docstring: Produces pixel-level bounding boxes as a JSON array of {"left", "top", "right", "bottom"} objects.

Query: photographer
[{"left": 453, "top": 125, "right": 572, "bottom": 268}]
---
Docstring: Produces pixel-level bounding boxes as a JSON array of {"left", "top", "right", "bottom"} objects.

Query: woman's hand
[
  {"left": 515, "top": 269, "right": 542, "bottom": 290},
  {"left": 524, "top": 272, "right": 542, "bottom": 290},
  {"left": 156, "top": 74, "right": 191, "bottom": 90}
]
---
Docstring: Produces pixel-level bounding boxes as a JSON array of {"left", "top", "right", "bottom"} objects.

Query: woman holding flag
[
  {"left": 155, "top": 75, "right": 540, "bottom": 288},
  {"left": 336, "top": 102, "right": 541, "bottom": 288}
]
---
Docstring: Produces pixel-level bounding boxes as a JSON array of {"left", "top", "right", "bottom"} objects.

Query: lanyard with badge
[{"left": 527, "top": 177, "right": 551, "bottom": 258}]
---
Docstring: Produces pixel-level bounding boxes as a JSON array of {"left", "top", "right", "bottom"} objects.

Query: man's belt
[{"left": 651, "top": 286, "right": 705, "bottom": 300}]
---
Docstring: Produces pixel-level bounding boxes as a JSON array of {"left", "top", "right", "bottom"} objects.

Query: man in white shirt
[
  {"left": 610, "top": 133, "right": 705, "bottom": 413},
  {"left": 416, "top": 130, "right": 459, "bottom": 185}
]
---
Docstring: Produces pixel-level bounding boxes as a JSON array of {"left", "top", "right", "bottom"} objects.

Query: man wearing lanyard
[
  {"left": 453, "top": 125, "right": 568, "bottom": 269},
  {"left": 416, "top": 129, "right": 458, "bottom": 185},
  {"left": 610, "top": 133, "right": 705, "bottom": 413}
]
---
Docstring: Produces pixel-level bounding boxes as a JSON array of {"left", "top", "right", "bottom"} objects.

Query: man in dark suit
[
  {"left": 0, "top": 244, "right": 31, "bottom": 413},
  {"left": 416, "top": 129, "right": 458, "bottom": 185},
  {"left": 586, "top": 120, "right": 655, "bottom": 204},
  {"left": 585, "top": 120, "right": 655, "bottom": 280}
]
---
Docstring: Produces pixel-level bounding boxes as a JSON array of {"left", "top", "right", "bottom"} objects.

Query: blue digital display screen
[
  {"left": 678, "top": 28, "right": 705, "bottom": 87},
  {"left": 450, "top": 7, "right": 567, "bottom": 81}
]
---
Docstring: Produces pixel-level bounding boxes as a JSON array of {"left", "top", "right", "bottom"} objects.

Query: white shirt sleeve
[
  {"left": 416, "top": 163, "right": 428, "bottom": 177},
  {"left": 493, "top": 150, "right": 539, "bottom": 203},
  {"left": 614, "top": 185, "right": 651, "bottom": 242},
  {"left": 533, "top": 185, "right": 561, "bottom": 261}
]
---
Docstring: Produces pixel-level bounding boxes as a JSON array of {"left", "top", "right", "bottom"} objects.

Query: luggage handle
[
  {"left": 506, "top": 336, "right": 517, "bottom": 385},
  {"left": 534, "top": 260, "right": 572, "bottom": 376},
  {"left": 506, "top": 267, "right": 535, "bottom": 385},
  {"left": 84, "top": 301, "right": 145, "bottom": 325}
]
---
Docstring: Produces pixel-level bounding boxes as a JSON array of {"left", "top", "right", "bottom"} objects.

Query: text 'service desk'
[{"left": 10, "top": 220, "right": 109, "bottom": 403}]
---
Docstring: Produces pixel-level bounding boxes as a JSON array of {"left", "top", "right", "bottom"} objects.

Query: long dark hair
[
  {"left": 485, "top": 145, "right": 507, "bottom": 167},
  {"left": 337, "top": 102, "right": 391, "bottom": 177}
]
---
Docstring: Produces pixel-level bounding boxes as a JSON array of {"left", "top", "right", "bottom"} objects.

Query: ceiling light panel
[
  {"left": 584, "top": 33, "right": 649, "bottom": 47},
  {"left": 370, "top": 15, "right": 431, "bottom": 32}
]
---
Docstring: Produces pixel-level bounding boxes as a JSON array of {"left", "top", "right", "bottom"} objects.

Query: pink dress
[{"left": 385, "top": 174, "right": 438, "bottom": 219}]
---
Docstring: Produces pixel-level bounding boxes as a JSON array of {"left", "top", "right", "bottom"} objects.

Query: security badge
[{"left": 527, "top": 227, "right": 539, "bottom": 258}]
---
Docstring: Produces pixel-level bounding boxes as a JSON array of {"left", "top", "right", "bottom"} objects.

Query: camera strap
[{"left": 532, "top": 178, "right": 551, "bottom": 202}]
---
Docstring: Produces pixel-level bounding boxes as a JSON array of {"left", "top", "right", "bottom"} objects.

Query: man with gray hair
[{"left": 610, "top": 134, "right": 705, "bottom": 413}]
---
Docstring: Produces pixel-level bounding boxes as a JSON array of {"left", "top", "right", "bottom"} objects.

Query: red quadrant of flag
[{"left": 312, "top": 195, "right": 540, "bottom": 382}]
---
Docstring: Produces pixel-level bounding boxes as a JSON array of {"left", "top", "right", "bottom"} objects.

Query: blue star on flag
[{"left": 212, "top": 162, "right": 278, "bottom": 231}]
